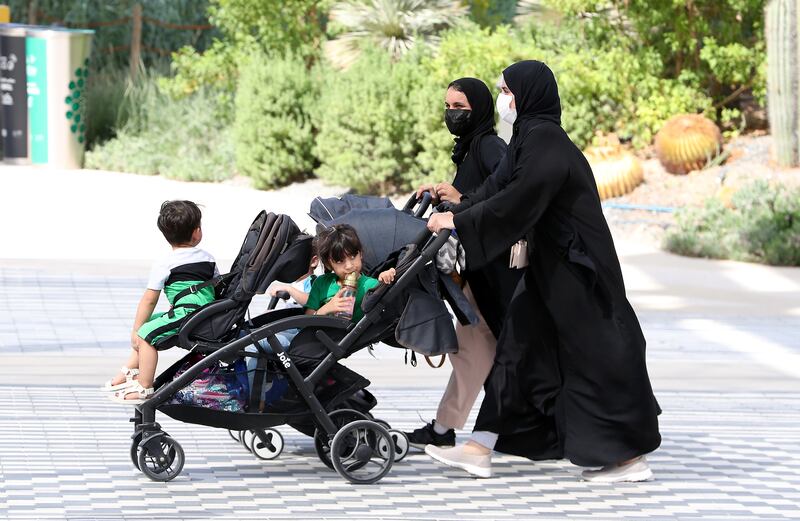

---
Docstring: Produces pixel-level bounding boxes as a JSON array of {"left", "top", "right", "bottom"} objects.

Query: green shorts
[
  {"left": 136, "top": 307, "right": 193, "bottom": 348},
  {"left": 137, "top": 280, "right": 216, "bottom": 348}
]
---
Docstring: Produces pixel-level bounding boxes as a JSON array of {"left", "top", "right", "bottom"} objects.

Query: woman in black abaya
[
  {"left": 425, "top": 61, "right": 661, "bottom": 482},
  {"left": 405, "top": 78, "right": 522, "bottom": 449}
]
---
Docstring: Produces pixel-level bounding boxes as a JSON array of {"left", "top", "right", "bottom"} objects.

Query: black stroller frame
[{"left": 130, "top": 195, "right": 453, "bottom": 485}]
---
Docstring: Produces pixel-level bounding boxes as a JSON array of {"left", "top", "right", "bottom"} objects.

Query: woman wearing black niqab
[
  {"left": 405, "top": 78, "right": 522, "bottom": 449},
  {"left": 425, "top": 61, "right": 661, "bottom": 482}
]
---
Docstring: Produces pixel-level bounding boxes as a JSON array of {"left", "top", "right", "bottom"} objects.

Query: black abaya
[{"left": 452, "top": 61, "right": 661, "bottom": 467}]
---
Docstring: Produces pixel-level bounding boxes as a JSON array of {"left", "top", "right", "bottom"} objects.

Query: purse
[
  {"left": 435, "top": 233, "right": 465, "bottom": 274},
  {"left": 509, "top": 239, "right": 529, "bottom": 269}
]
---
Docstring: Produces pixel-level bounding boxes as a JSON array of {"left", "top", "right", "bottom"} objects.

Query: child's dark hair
[
  {"left": 157, "top": 200, "right": 202, "bottom": 245},
  {"left": 316, "top": 224, "right": 362, "bottom": 269}
]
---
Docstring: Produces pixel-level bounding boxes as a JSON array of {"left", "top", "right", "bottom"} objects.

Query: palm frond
[{"left": 326, "top": 0, "right": 467, "bottom": 68}]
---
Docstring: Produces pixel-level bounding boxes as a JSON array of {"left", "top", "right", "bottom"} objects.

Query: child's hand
[
  {"left": 318, "top": 289, "right": 355, "bottom": 316},
  {"left": 378, "top": 268, "right": 396, "bottom": 284},
  {"left": 269, "top": 284, "right": 288, "bottom": 297}
]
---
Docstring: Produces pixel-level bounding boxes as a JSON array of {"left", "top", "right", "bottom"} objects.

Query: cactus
[
  {"left": 585, "top": 135, "right": 644, "bottom": 200},
  {"left": 654, "top": 114, "right": 723, "bottom": 175},
  {"left": 766, "top": 0, "right": 799, "bottom": 166}
]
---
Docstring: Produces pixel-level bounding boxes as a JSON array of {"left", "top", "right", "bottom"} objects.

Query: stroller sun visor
[
  {"left": 309, "top": 194, "right": 394, "bottom": 224},
  {"left": 318, "top": 208, "right": 427, "bottom": 274}
]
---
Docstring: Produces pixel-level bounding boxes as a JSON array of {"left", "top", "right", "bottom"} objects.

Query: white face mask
[{"left": 496, "top": 92, "right": 517, "bottom": 124}]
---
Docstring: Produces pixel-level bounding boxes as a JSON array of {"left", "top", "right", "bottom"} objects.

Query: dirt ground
[{"left": 604, "top": 133, "right": 800, "bottom": 248}]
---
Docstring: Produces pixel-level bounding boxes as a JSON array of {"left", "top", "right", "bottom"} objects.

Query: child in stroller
[
  {"left": 129, "top": 194, "right": 466, "bottom": 484},
  {"left": 252, "top": 224, "right": 396, "bottom": 355},
  {"left": 243, "top": 224, "right": 395, "bottom": 409}
]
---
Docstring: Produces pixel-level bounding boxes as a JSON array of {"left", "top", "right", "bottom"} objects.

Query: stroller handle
[
  {"left": 391, "top": 227, "right": 451, "bottom": 287},
  {"left": 268, "top": 290, "right": 291, "bottom": 310},
  {"left": 402, "top": 191, "right": 433, "bottom": 218}
]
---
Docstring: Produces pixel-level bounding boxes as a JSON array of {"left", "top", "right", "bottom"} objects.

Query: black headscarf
[
  {"left": 503, "top": 60, "right": 561, "bottom": 129},
  {"left": 501, "top": 61, "right": 562, "bottom": 177},
  {"left": 448, "top": 77, "right": 497, "bottom": 167}
]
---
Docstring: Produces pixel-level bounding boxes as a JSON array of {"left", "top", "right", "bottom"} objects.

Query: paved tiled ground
[
  {"left": 2, "top": 257, "right": 800, "bottom": 519},
  {"left": 1, "top": 387, "right": 799, "bottom": 520}
]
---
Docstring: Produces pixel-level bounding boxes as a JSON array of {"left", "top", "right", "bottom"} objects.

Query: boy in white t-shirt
[{"left": 102, "top": 200, "right": 218, "bottom": 404}]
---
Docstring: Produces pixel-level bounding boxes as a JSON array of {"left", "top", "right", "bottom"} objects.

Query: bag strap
[
  {"left": 172, "top": 273, "right": 232, "bottom": 304},
  {"left": 425, "top": 354, "right": 447, "bottom": 369}
]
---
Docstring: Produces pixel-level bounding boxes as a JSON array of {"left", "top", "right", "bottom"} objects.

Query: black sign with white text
[{"left": 0, "top": 34, "right": 28, "bottom": 160}]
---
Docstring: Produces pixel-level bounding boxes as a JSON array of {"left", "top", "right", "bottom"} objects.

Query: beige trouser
[{"left": 435, "top": 283, "right": 497, "bottom": 430}]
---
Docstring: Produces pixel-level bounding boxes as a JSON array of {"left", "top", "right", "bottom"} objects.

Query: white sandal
[
  {"left": 101, "top": 366, "right": 140, "bottom": 392},
  {"left": 109, "top": 381, "right": 154, "bottom": 405}
]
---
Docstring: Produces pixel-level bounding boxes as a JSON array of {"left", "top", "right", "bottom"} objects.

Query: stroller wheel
[
  {"left": 137, "top": 434, "right": 185, "bottom": 482},
  {"left": 241, "top": 430, "right": 257, "bottom": 453},
  {"left": 130, "top": 432, "right": 143, "bottom": 470},
  {"left": 314, "top": 409, "right": 371, "bottom": 470},
  {"left": 373, "top": 419, "right": 391, "bottom": 430},
  {"left": 331, "top": 420, "right": 394, "bottom": 484},
  {"left": 227, "top": 429, "right": 240, "bottom": 442},
  {"left": 251, "top": 429, "right": 284, "bottom": 460},
  {"left": 385, "top": 430, "right": 410, "bottom": 462}
]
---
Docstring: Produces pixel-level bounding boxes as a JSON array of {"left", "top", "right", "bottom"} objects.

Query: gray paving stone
[{"left": 1, "top": 387, "right": 799, "bottom": 519}]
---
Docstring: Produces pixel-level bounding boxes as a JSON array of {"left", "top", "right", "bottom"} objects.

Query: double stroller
[{"left": 130, "top": 192, "right": 470, "bottom": 484}]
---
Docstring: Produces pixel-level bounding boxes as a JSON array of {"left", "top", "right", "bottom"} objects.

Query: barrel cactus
[
  {"left": 654, "top": 114, "right": 723, "bottom": 175},
  {"left": 766, "top": 0, "right": 799, "bottom": 166},
  {"left": 585, "top": 135, "right": 644, "bottom": 200}
]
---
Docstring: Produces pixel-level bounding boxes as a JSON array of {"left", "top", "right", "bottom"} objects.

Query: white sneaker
[
  {"left": 425, "top": 444, "right": 492, "bottom": 478},
  {"left": 581, "top": 455, "right": 653, "bottom": 482}
]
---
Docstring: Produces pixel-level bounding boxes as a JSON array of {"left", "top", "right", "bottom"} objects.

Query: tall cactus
[{"left": 766, "top": 0, "right": 800, "bottom": 167}]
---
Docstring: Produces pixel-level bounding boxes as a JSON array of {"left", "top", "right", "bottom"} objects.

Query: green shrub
[
  {"left": 467, "top": 0, "right": 517, "bottom": 27},
  {"left": 664, "top": 181, "right": 800, "bottom": 266},
  {"left": 84, "top": 67, "right": 128, "bottom": 148},
  {"left": 162, "top": 0, "right": 327, "bottom": 98},
  {"left": 517, "top": 23, "right": 713, "bottom": 149},
  {"left": 86, "top": 78, "right": 235, "bottom": 182},
  {"left": 8, "top": 0, "right": 218, "bottom": 70},
  {"left": 541, "top": 0, "right": 766, "bottom": 117},
  {"left": 233, "top": 54, "right": 318, "bottom": 189},
  {"left": 314, "top": 51, "right": 428, "bottom": 193}
]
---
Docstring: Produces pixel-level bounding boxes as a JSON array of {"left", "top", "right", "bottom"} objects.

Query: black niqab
[{"left": 449, "top": 78, "right": 497, "bottom": 168}]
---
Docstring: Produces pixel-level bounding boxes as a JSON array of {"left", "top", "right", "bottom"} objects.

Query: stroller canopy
[
  {"left": 309, "top": 194, "right": 394, "bottom": 224},
  {"left": 318, "top": 208, "right": 427, "bottom": 274}
]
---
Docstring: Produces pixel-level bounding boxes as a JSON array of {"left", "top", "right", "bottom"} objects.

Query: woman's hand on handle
[
  {"left": 427, "top": 212, "right": 455, "bottom": 234},
  {"left": 416, "top": 184, "right": 439, "bottom": 202},
  {"left": 435, "top": 182, "right": 462, "bottom": 204}
]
